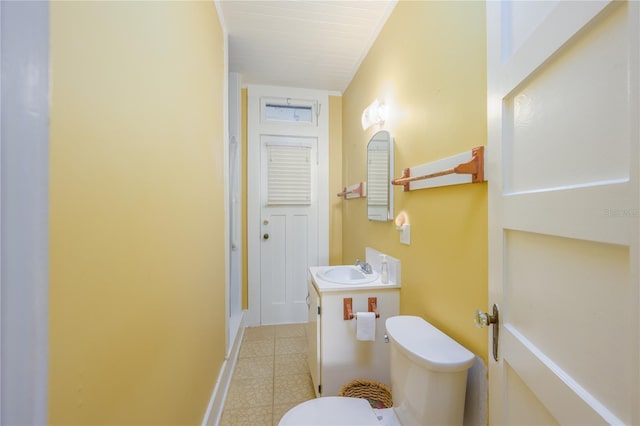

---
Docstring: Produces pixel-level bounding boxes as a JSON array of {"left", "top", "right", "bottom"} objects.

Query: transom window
[{"left": 261, "top": 97, "right": 317, "bottom": 126}]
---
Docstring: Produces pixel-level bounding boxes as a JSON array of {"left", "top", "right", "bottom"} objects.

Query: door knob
[
  {"left": 475, "top": 304, "right": 500, "bottom": 362},
  {"left": 263, "top": 233, "right": 269, "bottom": 240},
  {"left": 474, "top": 306, "right": 498, "bottom": 328}
]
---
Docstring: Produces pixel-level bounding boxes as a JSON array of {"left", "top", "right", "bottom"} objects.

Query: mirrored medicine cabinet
[{"left": 367, "top": 130, "right": 394, "bottom": 221}]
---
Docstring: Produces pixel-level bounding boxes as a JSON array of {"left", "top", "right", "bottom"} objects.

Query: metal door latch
[{"left": 475, "top": 304, "right": 499, "bottom": 361}]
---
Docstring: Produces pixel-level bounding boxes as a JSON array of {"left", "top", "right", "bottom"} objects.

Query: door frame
[
  {"left": 0, "top": 1, "right": 50, "bottom": 423},
  {"left": 246, "top": 85, "right": 329, "bottom": 326},
  {"left": 227, "top": 72, "right": 243, "bottom": 353}
]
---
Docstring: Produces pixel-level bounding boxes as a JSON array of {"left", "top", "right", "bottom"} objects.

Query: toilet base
[{"left": 372, "top": 407, "right": 400, "bottom": 426}]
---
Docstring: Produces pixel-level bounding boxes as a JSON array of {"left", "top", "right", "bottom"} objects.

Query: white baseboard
[{"left": 201, "top": 311, "right": 246, "bottom": 426}]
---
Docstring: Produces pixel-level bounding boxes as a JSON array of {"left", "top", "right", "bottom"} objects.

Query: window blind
[
  {"left": 267, "top": 145, "right": 312, "bottom": 205},
  {"left": 368, "top": 150, "right": 388, "bottom": 205}
]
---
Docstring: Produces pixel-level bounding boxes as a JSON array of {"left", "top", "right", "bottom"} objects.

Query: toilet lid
[
  {"left": 385, "top": 315, "right": 475, "bottom": 372},
  {"left": 279, "top": 397, "right": 380, "bottom": 426}
]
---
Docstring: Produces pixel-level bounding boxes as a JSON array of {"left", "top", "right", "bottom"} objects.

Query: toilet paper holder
[{"left": 343, "top": 297, "right": 380, "bottom": 320}]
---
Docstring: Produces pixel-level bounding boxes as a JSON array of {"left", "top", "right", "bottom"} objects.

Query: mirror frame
[{"left": 366, "top": 130, "right": 394, "bottom": 221}]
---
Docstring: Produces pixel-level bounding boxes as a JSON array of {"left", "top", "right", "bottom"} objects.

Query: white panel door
[
  {"left": 260, "top": 135, "right": 318, "bottom": 324},
  {"left": 488, "top": 1, "right": 639, "bottom": 424}
]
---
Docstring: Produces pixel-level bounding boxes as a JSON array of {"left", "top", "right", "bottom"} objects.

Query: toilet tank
[{"left": 385, "top": 316, "right": 475, "bottom": 426}]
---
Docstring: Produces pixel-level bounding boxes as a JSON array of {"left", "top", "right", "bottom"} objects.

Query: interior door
[
  {"left": 260, "top": 135, "right": 318, "bottom": 324},
  {"left": 488, "top": 1, "right": 639, "bottom": 424}
]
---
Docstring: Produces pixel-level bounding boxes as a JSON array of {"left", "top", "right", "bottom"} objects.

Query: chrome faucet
[{"left": 354, "top": 259, "right": 373, "bottom": 274}]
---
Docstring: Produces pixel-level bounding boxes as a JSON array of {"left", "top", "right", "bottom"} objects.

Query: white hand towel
[{"left": 356, "top": 312, "right": 376, "bottom": 341}]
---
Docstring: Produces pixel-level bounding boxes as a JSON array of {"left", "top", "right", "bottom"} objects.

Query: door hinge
[
  {"left": 318, "top": 385, "right": 322, "bottom": 394},
  {"left": 317, "top": 306, "right": 321, "bottom": 315}
]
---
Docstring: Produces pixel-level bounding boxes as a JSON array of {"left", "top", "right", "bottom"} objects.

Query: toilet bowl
[{"left": 279, "top": 316, "right": 475, "bottom": 426}]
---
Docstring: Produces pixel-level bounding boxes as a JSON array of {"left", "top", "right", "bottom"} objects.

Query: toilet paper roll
[{"left": 356, "top": 312, "right": 376, "bottom": 341}]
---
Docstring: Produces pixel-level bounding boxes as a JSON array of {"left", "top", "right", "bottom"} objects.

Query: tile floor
[{"left": 220, "top": 324, "right": 316, "bottom": 425}]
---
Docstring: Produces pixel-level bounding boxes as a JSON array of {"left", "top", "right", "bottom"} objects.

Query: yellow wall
[
  {"left": 49, "top": 2, "right": 226, "bottom": 424},
  {"left": 342, "top": 1, "right": 488, "bottom": 361},
  {"left": 329, "top": 96, "right": 344, "bottom": 265}
]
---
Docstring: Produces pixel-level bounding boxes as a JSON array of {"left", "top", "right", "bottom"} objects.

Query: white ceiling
[{"left": 218, "top": 0, "right": 398, "bottom": 93}]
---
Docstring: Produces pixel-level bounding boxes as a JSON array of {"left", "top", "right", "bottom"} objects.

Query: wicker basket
[{"left": 338, "top": 379, "right": 393, "bottom": 409}]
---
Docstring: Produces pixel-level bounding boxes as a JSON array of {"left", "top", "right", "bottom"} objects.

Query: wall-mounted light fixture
[
  {"left": 395, "top": 211, "right": 411, "bottom": 245},
  {"left": 361, "top": 99, "right": 388, "bottom": 130}
]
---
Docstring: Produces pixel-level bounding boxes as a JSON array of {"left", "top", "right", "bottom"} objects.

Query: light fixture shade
[{"left": 361, "top": 99, "right": 387, "bottom": 130}]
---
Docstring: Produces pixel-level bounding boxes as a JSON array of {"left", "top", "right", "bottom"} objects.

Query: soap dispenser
[{"left": 380, "top": 254, "right": 389, "bottom": 284}]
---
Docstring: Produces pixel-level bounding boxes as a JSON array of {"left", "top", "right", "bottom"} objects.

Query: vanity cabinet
[{"left": 306, "top": 272, "right": 400, "bottom": 397}]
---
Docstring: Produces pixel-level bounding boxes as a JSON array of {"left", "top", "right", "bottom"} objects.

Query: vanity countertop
[{"left": 309, "top": 266, "right": 402, "bottom": 293}]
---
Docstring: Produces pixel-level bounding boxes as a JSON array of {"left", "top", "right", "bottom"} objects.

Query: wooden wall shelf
[{"left": 392, "top": 146, "right": 486, "bottom": 191}]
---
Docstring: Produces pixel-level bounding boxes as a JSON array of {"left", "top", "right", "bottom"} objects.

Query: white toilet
[{"left": 279, "top": 315, "right": 475, "bottom": 426}]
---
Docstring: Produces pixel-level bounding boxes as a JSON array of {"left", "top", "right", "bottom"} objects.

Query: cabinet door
[{"left": 306, "top": 281, "right": 321, "bottom": 396}]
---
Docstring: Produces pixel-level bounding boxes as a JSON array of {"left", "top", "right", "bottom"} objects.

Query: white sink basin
[{"left": 316, "top": 265, "right": 378, "bottom": 285}]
